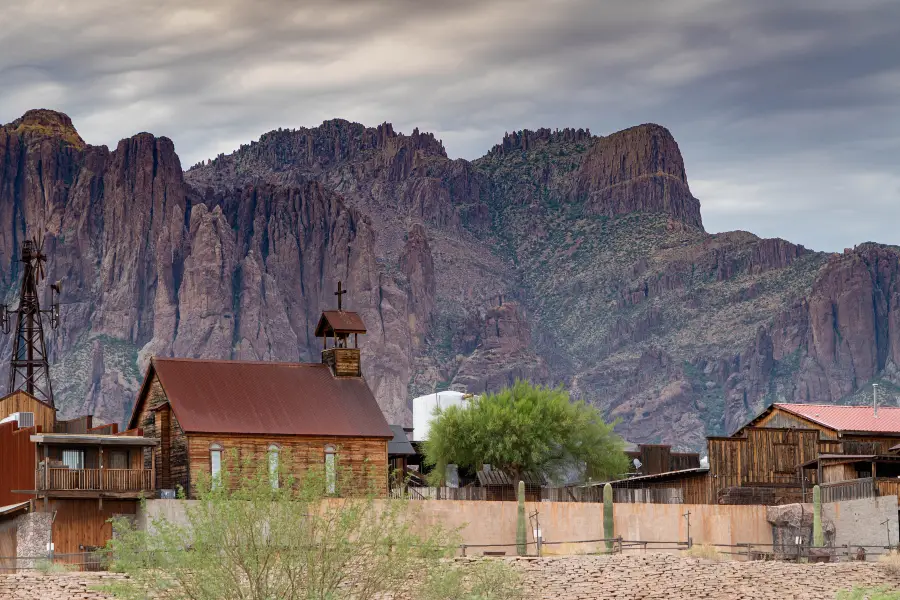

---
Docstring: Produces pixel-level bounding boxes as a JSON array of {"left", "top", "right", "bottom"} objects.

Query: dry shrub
[
  {"left": 879, "top": 550, "right": 900, "bottom": 575},
  {"left": 683, "top": 544, "right": 723, "bottom": 562}
]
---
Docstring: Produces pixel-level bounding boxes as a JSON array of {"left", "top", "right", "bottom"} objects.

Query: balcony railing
[{"left": 36, "top": 468, "right": 153, "bottom": 493}]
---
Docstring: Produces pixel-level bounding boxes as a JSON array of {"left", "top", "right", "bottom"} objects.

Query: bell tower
[{"left": 314, "top": 281, "right": 366, "bottom": 377}]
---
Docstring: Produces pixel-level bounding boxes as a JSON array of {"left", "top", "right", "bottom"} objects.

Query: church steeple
[{"left": 314, "top": 281, "right": 366, "bottom": 377}]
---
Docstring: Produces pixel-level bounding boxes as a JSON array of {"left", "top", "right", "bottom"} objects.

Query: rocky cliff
[{"left": 2, "top": 108, "right": 897, "bottom": 449}]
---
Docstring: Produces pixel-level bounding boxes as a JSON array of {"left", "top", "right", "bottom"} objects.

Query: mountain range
[{"left": 2, "top": 108, "right": 898, "bottom": 450}]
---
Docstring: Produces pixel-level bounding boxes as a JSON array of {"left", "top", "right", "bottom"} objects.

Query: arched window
[
  {"left": 210, "top": 443, "right": 224, "bottom": 487},
  {"left": 268, "top": 444, "right": 280, "bottom": 489},
  {"left": 324, "top": 444, "right": 337, "bottom": 495}
]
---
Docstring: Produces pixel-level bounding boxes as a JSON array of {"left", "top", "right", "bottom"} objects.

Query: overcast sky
[{"left": 1, "top": 0, "right": 898, "bottom": 252}]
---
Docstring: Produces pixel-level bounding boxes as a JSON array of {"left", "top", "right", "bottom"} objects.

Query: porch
[{"left": 29, "top": 432, "right": 157, "bottom": 499}]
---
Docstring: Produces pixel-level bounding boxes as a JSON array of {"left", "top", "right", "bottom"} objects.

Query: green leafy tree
[
  {"left": 423, "top": 380, "right": 629, "bottom": 485},
  {"left": 102, "top": 449, "right": 525, "bottom": 600}
]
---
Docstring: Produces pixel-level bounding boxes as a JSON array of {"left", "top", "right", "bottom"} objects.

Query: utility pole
[
  {"left": 883, "top": 519, "right": 892, "bottom": 551},
  {"left": 684, "top": 511, "right": 692, "bottom": 548}
]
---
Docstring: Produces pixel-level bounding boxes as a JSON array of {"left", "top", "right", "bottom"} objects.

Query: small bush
[
  {"left": 421, "top": 558, "right": 525, "bottom": 600},
  {"left": 837, "top": 586, "right": 900, "bottom": 600},
  {"left": 683, "top": 544, "right": 723, "bottom": 561},
  {"left": 879, "top": 550, "right": 900, "bottom": 575},
  {"left": 34, "top": 559, "right": 71, "bottom": 574}
]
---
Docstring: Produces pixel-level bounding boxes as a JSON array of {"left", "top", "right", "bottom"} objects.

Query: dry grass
[
  {"left": 683, "top": 544, "right": 723, "bottom": 562},
  {"left": 879, "top": 550, "right": 900, "bottom": 575}
]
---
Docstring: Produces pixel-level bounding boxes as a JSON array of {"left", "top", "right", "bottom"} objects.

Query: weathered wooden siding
[
  {"left": 322, "top": 348, "right": 361, "bottom": 377},
  {"left": 709, "top": 429, "right": 819, "bottom": 486},
  {"left": 0, "top": 518, "right": 16, "bottom": 572},
  {"left": 0, "top": 391, "right": 55, "bottom": 433},
  {"left": 841, "top": 436, "right": 900, "bottom": 455},
  {"left": 187, "top": 433, "right": 388, "bottom": 498},
  {"left": 136, "top": 375, "right": 189, "bottom": 495},
  {"left": 45, "top": 500, "right": 137, "bottom": 559},
  {"left": 876, "top": 478, "right": 900, "bottom": 499},
  {"left": 44, "top": 447, "right": 142, "bottom": 470},
  {"left": 0, "top": 422, "right": 38, "bottom": 505},
  {"left": 625, "top": 445, "right": 701, "bottom": 476},
  {"left": 755, "top": 409, "right": 838, "bottom": 439},
  {"left": 610, "top": 473, "right": 715, "bottom": 504},
  {"left": 822, "top": 463, "right": 857, "bottom": 483}
]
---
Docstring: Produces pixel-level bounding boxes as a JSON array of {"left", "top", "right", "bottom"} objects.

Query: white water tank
[{"left": 412, "top": 390, "right": 473, "bottom": 442}]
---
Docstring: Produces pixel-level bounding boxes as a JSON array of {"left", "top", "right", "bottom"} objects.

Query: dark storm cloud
[{"left": 0, "top": 0, "right": 897, "bottom": 251}]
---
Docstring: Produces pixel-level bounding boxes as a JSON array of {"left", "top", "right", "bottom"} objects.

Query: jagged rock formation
[{"left": 2, "top": 109, "right": 899, "bottom": 449}]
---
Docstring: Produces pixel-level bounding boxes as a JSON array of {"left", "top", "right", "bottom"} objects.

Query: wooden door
[
  {"left": 0, "top": 521, "right": 17, "bottom": 573},
  {"left": 108, "top": 451, "right": 128, "bottom": 470}
]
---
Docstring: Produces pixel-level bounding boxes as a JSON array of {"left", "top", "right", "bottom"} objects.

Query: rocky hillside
[{"left": 2, "top": 108, "right": 898, "bottom": 449}]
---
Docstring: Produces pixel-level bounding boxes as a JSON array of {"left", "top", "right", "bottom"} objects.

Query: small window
[
  {"left": 325, "top": 444, "right": 336, "bottom": 495},
  {"left": 268, "top": 444, "right": 279, "bottom": 489},
  {"left": 210, "top": 443, "right": 224, "bottom": 486},
  {"left": 62, "top": 449, "right": 84, "bottom": 470}
]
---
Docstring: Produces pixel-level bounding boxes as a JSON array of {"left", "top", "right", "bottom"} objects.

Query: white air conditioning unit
[{"left": 0, "top": 412, "right": 34, "bottom": 428}]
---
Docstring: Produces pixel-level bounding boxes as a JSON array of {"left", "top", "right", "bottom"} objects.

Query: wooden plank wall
[
  {"left": 0, "top": 422, "right": 38, "bottom": 505},
  {"left": 611, "top": 473, "right": 715, "bottom": 504},
  {"left": 842, "top": 436, "right": 900, "bottom": 454},
  {"left": 876, "top": 478, "right": 900, "bottom": 499},
  {"left": 0, "top": 392, "right": 55, "bottom": 433},
  {"left": 322, "top": 348, "right": 361, "bottom": 377},
  {"left": 822, "top": 463, "right": 856, "bottom": 483},
  {"left": 56, "top": 416, "right": 92, "bottom": 434},
  {"left": 46, "top": 499, "right": 137, "bottom": 558},
  {"left": 187, "top": 433, "right": 388, "bottom": 498},
  {"left": 0, "top": 519, "right": 16, "bottom": 572},
  {"left": 754, "top": 410, "right": 838, "bottom": 439},
  {"left": 45, "top": 446, "right": 143, "bottom": 470},
  {"left": 137, "top": 376, "right": 189, "bottom": 495},
  {"left": 708, "top": 429, "right": 819, "bottom": 487}
]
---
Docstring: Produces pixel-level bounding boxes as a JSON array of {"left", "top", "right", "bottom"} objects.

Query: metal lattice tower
[{"left": 1, "top": 235, "right": 60, "bottom": 406}]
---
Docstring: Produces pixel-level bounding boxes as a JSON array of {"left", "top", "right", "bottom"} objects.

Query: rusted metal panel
[
  {"left": 0, "top": 421, "right": 39, "bottom": 505},
  {"left": 131, "top": 358, "right": 392, "bottom": 438}
]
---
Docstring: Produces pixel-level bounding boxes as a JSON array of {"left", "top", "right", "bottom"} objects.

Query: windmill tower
[{"left": 1, "top": 233, "right": 61, "bottom": 406}]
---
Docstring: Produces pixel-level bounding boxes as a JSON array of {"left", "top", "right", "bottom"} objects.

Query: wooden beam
[{"left": 150, "top": 446, "right": 156, "bottom": 492}]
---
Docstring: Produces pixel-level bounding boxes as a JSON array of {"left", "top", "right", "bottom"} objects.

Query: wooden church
[{"left": 127, "top": 282, "right": 394, "bottom": 498}]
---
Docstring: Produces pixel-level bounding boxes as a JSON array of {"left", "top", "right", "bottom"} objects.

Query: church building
[{"left": 127, "top": 282, "right": 394, "bottom": 498}]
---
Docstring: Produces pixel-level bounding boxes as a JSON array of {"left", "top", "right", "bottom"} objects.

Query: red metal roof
[
  {"left": 142, "top": 358, "right": 392, "bottom": 438},
  {"left": 776, "top": 403, "right": 900, "bottom": 434},
  {"left": 315, "top": 311, "right": 367, "bottom": 337}
]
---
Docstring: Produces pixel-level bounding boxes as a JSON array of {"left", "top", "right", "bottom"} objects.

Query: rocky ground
[
  {"left": 2, "top": 553, "right": 896, "bottom": 599},
  {"left": 3, "top": 108, "right": 900, "bottom": 449}
]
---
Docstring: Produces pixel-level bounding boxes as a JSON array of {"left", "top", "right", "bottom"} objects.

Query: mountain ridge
[{"left": 2, "top": 108, "right": 898, "bottom": 450}]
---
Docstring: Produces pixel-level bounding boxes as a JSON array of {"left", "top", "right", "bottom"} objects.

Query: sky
[{"left": 0, "top": 0, "right": 898, "bottom": 252}]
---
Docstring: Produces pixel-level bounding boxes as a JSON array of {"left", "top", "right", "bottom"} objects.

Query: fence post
[{"left": 461, "top": 544, "right": 466, "bottom": 557}]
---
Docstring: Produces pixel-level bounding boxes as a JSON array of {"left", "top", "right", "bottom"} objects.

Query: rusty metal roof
[
  {"left": 144, "top": 358, "right": 392, "bottom": 438},
  {"left": 315, "top": 311, "right": 367, "bottom": 337},
  {"left": 776, "top": 403, "right": 900, "bottom": 434},
  {"left": 476, "top": 469, "right": 545, "bottom": 487}
]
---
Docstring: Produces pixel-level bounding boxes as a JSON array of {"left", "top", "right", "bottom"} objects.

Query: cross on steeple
[{"left": 335, "top": 281, "right": 347, "bottom": 311}]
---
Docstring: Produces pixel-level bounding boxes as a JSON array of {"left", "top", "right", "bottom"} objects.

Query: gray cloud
[{"left": 0, "top": 0, "right": 897, "bottom": 251}]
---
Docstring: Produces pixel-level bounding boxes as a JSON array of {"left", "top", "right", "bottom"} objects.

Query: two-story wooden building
[
  {"left": 127, "top": 295, "right": 394, "bottom": 499},
  {"left": 603, "top": 402, "right": 900, "bottom": 505},
  {"left": 0, "top": 391, "right": 157, "bottom": 568}
]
